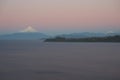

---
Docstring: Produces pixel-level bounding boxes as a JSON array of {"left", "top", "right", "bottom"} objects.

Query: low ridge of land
[{"left": 45, "top": 35, "right": 120, "bottom": 42}]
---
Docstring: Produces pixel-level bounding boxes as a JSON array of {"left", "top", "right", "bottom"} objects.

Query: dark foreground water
[{"left": 0, "top": 40, "right": 120, "bottom": 80}]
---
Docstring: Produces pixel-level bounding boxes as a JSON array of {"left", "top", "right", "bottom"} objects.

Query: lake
[{"left": 0, "top": 40, "right": 120, "bottom": 80}]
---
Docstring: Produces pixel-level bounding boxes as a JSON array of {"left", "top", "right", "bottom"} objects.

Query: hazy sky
[{"left": 0, "top": 0, "right": 120, "bottom": 34}]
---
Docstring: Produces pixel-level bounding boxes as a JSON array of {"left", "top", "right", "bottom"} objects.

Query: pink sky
[{"left": 0, "top": 0, "right": 120, "bottom": 34}]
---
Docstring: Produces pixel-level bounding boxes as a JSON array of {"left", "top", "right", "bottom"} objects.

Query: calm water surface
[{"left": 0, "top": 40, "right": 120, "bottom": 80}]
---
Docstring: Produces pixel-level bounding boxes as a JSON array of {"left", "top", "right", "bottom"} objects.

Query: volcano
[
  {"left": 0, "top": 27, "right": 49, "bottom": 40},
  {"left": 20, "top": 26, "right": 37, "bottom": 33}
]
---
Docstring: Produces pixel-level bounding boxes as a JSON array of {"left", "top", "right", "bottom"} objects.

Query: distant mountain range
[
  {"left": 0, "top": 32, "right": 120, "bottom": 40},
  {"left": 58, "top": 32, "right": 120, "bottom": 38},
  {"left": 0, "top": 32, "right": 49, "bottom": 40},
  {"left": 1, "top": 26, "right": 119, "bottom": 40}
]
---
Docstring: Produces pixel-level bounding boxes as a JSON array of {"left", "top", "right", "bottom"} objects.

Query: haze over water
[{"left": 0, "top": 40, "right": 120, "bottom": 80}]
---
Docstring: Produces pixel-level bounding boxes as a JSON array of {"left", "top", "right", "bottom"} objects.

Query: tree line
[{"left": 45, "top": 35, "right": 120, "bottom": 42}]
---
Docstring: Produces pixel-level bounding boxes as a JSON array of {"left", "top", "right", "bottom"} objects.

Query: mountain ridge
[
  {"left": 0, "top": 32, "right": 49, "bottom": 40},
  {"left": 0, "top": 32, "right": 120, "bottom": 40},
  {"left": 58, "top": 32, "right": 120, "bottom": 38}
]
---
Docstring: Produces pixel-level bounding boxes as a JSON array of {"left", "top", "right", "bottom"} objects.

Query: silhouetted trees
[{"left": 45, "top": 35, "right": 120, "bottom": 42}]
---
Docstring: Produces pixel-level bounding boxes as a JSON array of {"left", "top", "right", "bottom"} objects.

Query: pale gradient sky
[{"left": 0, "top": 0, "right": 120, "bottom": 35}]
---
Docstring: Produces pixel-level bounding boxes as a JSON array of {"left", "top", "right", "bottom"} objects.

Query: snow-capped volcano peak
[{"left": 21, "top": 26, "right": 37, "bottom": 32}]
